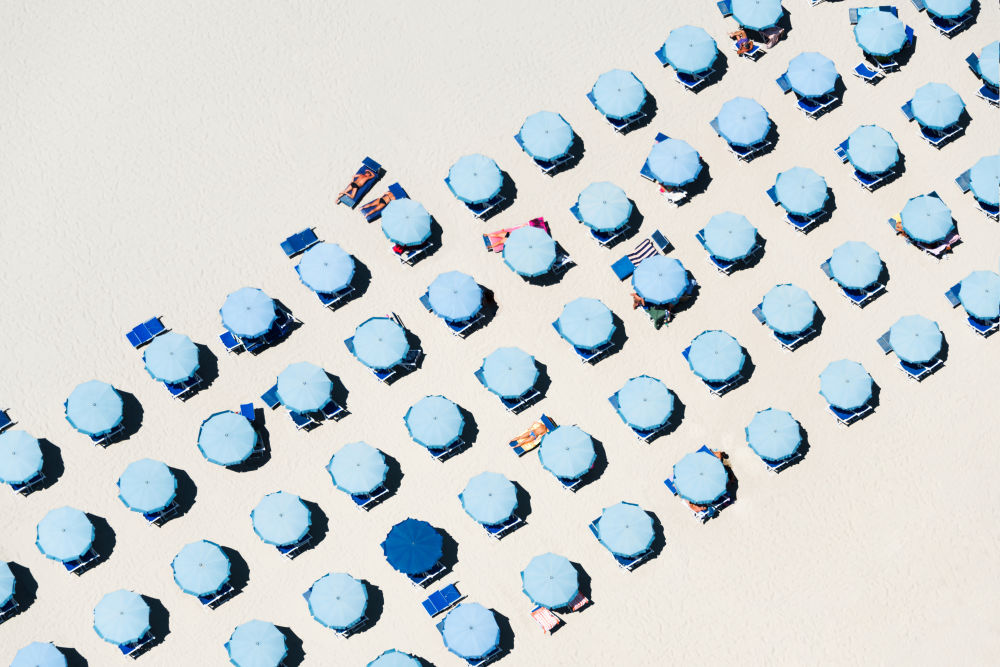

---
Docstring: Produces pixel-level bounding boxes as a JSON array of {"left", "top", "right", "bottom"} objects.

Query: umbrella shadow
[
  {"left": 646, "top": 510, "right": 667, "bottom": 561},
  {"left": 271, "top": 300, "right": 303, "bottom": 344},
  {"left": 525, "top": 244, "right": 574, "bottom": 287},
  {"left": 569, "top": 561, "right": 593, "bottom": 610},
  {"left": 436, "top": 527, "right": 460, "bottom": 574},
  {"left": 530, "top": 361, "right": 551, "bottom": 404},
  {"left": 168, "top": 467, "right": 197, "bottom": 519},
  {"left": 936, "top": 336, "right": 950, "bottom": 365},
  {"left": 575, "top": 436, "right": 608, "bottom": 489},
  {"left": 493, "top": 609, "right": 515, "bottom": 655},
  {"left": 455, "top": 286, "right": 497, "bottom": 338},
  {"left": 117, "top": 391, "right": 143, "bottom": 442},
  {"left": 652, "top": 392, "right": 685, "bottom": 442},
  {"left": 36, "top": 438, "right": 65, "bottom": 491},
  {"left": 868, "top": 381, "right": 882, "bottom": 411},
  {"left": 775, "top": 7, "right": 794, "bottom": 36},
  {"left": 626, "top": 90, "right": 657, "bottom": 131},
  {"left": 276, "top": 626, "right": 305, "bottom": 667},
  {"left": 735, "top": 235, "right": 767, "bottom": 271},
  {"left": 457, "top": 404, "right": 479, "bottom": 449},
  {"left": 381, "top": 452, "right": 404, "bottom": 499},
  {"left": 412, "top": 218, "right": 445, "bottom": 264},
  {"left": 359, "top": 581, "right": 384, "bottom": 631},
  {"left": 683, "top": 160, "right": 712, "bottom": 202},
  {"left": 603, "top": 313, "right": 629, "bottom": 361},
  {"left": 59, "top": 648, "right": 88, "bottom": 667},
  {"left": 229, "top": 415, "right": 271, "bottom": 473},
  {"left": 326, "top": 373, "right": 351, "bottom": 418},
  {"left": 478, "top": 171, "right": 517, "bottom": 221},
  {"left": 783, "top": 425, "right": 812, "bottom": 471},
  {"left": 339, "top": 257, "right": 372, "bottom": 307},
  {"left": 508, "top": 481, "right": 532, "bottom": 527},
  {"left": 702, "top": 53, "right": 730, "bottom": 89},
  {"left": 8, "top": 562, "right": 37, "bottom": 613},
  {"left": 141, "top": 595, "right": 170, "bottom": 652},
  {"left": 220, "top": 545, "right": 250, "bottom": 596},
  {"left": 302, "top": 500, "right": 329, "bottom": 552},
  {"left": 549, "top": 133, "right": 585, "bottom": 175},
  {"left": 87, "top": 513, "right": 116, "bottom": 567},
  {"left": 729, "top": 348, "right": 755, "bottom": 392},
  {"left": 194, "top": 344, "right": 220, "bottom": 390}
]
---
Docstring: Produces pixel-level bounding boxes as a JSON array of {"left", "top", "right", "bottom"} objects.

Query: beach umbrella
[
  {"left": 0, "top": 429, "right": 43, "bottom": 485},
  {"left": 117, "top": 458, "right": 176, "bottom": 514},
  {"left": 959, "top": 271, "right": 1000, "bottom": 320},
  {"left": 590, "top": 69, "right": 646, "bottom": 119},
  {"left": 702, "top": 212, "right": 756, "bottom": 261},
  {"left": 441, "top": 603, "right": 500, "bottom": 660},
  {"left": 459, "top": 472, "right": 517, "bottom": 526},
  {"left": 446, "top": 154, "right": 502, "bottom": 204},
  {"left": 576, "top": 181, "right": 632, "bottom": 231},
  {"left": 539, "top": 426, "right": 595, "bottom": 480},
  {"left": 555, "top": 298, "right": 614, "bottom": 350},
  {"left": 296, "top": 243, "right": 354, "bottom": 294},
  {"left": 713, "top": 97, "right": 771, "bottom": 147},
  {"left": 819, "top": 360, "right": 873, "bottom": 410},
  {"left": 381, "top": 519, "right": 443, "bottom": 575},
  {"left": 305, "top": 573, "right": 367, "bottom": 631},
  {"left": 480, "top": 347, "right": 538, "bottom": 399},
  {"left": 761, "top": 284, "right": 816, "bottom": 335},
  {"left": 197, "top": 411, "right": 257, "bottom": 467},
  {"left": 226, "top": 620, "right": 286, "bottom": 667},
  {"left": 785, "top": 52, "right": 838, "bottom": 97},
  {"left": 380, "top": 199, "right": 431, "bottom": 247},
  {"left": 326, "top": 442, "right": 387, "bottom": 496},
  {"left": 11, "top": 642, "right": 67, "bottom": 667},
  {"left": 93, "top": 590, "right": 149, "bottom": 646},
  {"left": 646, "top": 138, "right": 702, "bottom": 187},
  {"left": 521, "top": 553, "right": 578, "bottom": 609},
  {"left": 774, "top": 167, "right": 828, "bottom": 215},
  {"left": 172, "top": 540, "right": 230, "bottom": 597},
  {"left": 614, "top": 376, "right": 673, "bottom": 430},
  {"left": 517, "top": 111, "right": 573, "bottom": 161},
  {"left": 632, "top": 255, "right": 689, "bottom": 305},
  {"left": 36, "top": 507, "right": 93, "bottom": 562},
  {"left": 143, "top": 332, "right": 199, "bottom": 383},
  {"left": 979, "top": 42, "right": 999, "bottom": 88},
  {"left": 0, "top": 561, "right": 13, "bottom": 606},
  {"left": 661, "top": 25, "right": 717, "bottom": 74},
  {"left": 911, "top": 83, "right": 964, "bottom": 129},
  {"left": 351, "top": 317, "right": 409, "bottom": 369},
  {"left": 673, "top": 451, "right": 728, "bottom": 504},
  {"left": 405, "top": 396, "right": 463, "bottom": 449},
  {"left": 969, "top": 154, "right": 1000, "bottom": 206},
  {"left": 854, "top": 11, "right": 905, "bottom": 56},
  {"left": 901, "top": 195, "right": 953, "bottom": 243},
  {"left": 746, "top": 409, "right": 801, "bottom": 462},
  {"left": 846, "top": 125, "right": 899, "bottom": 175},
  {"left": 220, "top": 287, "right": 276, "bottom": 338},
  {"left": 502, "top": 226, "right": 556, "bottom": 277},
  {"left": 830, "top": 241, "right": 882, "bottom": 290},
  {"left": 367, "top": 650, "right": 421, "bottom": 667},
  {"left": 251, "top": 492, "right": 310, "bottom": 547},
  {"left": 428, "top": 271, "right": 482, "bottom": 322},
  {"left": 276, "top": 362, "right": 331, "bottom": 413},
  {"left": 64, "top": 380, "right": 123, "bottom": 436},
  {"left": 889, "top": 315, "right": 942, "bottom": 364},
  {"left": 596, "top": 502, "right": 654, "bottom": 557},
  {"left": 732, "top": 0, "right": 783, "bottom": 29},
  {"left": 924, "top": 0, "right": 971, "bottom": 17},
  {"left": 687, "top": 330, "right": 745, "bottom": 383}
]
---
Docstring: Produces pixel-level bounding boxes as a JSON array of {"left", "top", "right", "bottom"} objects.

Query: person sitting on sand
[
  {"left": 338, "top": 168, "right": 376, "bottom": 201},
  {"left": 631, "top": 292, "right": 646, "bottom": 310},
  {"left": 729, "top": 29, "right": 753, "bottom": 56},
  {"left": 360, "top": 190, "right": 395, "bottom": 218}
]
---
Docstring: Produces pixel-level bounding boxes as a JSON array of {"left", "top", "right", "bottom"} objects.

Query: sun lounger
[
  {"left": 144, "top": 500, "right": 179, "bottom": 526},
  {"left": 875, "top": 331, "right": 893, "bottom": 354},
  {"left": 977, "top": 199, "right": 1000, "bottom": 220},
  {"left": 484, "top": 513, "right": 523, "bottom": 539},
  {"left": 119, "top": 630, "right": 155, "bottom": 658},
  {"left": 900, "top": 100, "right": 916, "bottom": 121},
  {"left": 464, "top": 192, "right": 506, "bottom": 219},
  {"left": 911, "top": 0, "right": 925, "bottom": 9},
  {"left": 280, "top": 228, "right": 319, "bottom": 258},
  {"left": 422, "top": 584, "right": 463, "bottom": 617},
  {"left": 568, "top": 592, "right": 589, "bottom": 612},
  {"left": 829, "top": 403, "right": 873, "bottom": 426},
  {"left": 277, "top": 534, "right": 311, "bottom": 559},
  {"left": 676, "top": 68, "right": 712, "bottom": 92},
  {"left": 900, "top": 357, "right": 942, "bottom": 381},
  {"left": 260, "top": 384, "right": 280, "bottom": 409},
  {"left": 531, "top": 606, "right": 562, "bottom": 634},
  {"left": 407, "top": 561, "right": 445, "bottom": 588},
  {"left": 717, "top": 0, "right": 732, "bottom": 16},
  {"left": 289, "top": 410, "right": 316, "bottom": 430},
  {"left": 0, "top": 410, "right": 12, "bottom": 433},
  {"left": 557, "top": 475, "right": 585, "bottom": 492},
  {"left": 197, "top": 582, "right": 234, "bottom": 609},
  {"left": 508, "top": 415, "right": 554, "bottom": 456},
  {"left": 10, "top": 469, "right": 45, "bottom": 495},
  {"left": 166, "top": 374, "right": 202, "bottom": 400},
  {"left": 848, "top": 7, "right": 859, "bottom": 23},
  {"left": 362, "top": 183, "right": 408, "bottom": 222},
  {"left": 775, "top": 74, "right": 792, "bottom": 93},
  {"left": 426, "top": 437, "right": 464, "bottom": 462},
  {"left": 337, "top": 157, "right": 381, "bottom": 208},
  {"left": 590, "top": 225, "right": 628, "bottom": 248},
  {"left": 968, "top": 316, "right": 999, "bottom": 337},
  {"left": 351, "top": 484, "right": 389, "bottom": 511},
  {"left": 500, "top": 387, "right": 542, "bottom": 413},
  {"left": 930, "top": 12, "right": 969, "bottom": 36},
  {"left": 317, "top": 284, "right": 355, "bottom": 309},
  {"left": 751, "top": 304, "right": 766, "bottom": 325},
  {"left": 126, "top": 317, "right": 166, "bottom": 348},
  {"left": 943, "top": 283, "right": 962, "bottom": 308},
  {"left": 920, "top": 123, "right": 962, "bottom": 149},
  {"left": 64, "top": 547, "right": 100, "bottom": 575},
  {"left": 843, "top": 282, "right": 885, "bottom": 307},
  {"left": 774, "top": 326, "right": 815, "bottom": 350},
  {"left": 854, "top": 169, "right": 888, "bottom": 191},
  {"left": 978, "top": 85, "right": 999, "bottom": 107},
  {"left": 786, "top": 210, "right": 825, "bottom": 232},
  {"left": 853, "top": 63, "right": 884, "bottom": 84}
]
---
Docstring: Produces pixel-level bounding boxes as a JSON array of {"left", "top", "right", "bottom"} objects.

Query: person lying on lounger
[
  {"left": 361, "top": 191, "right": 396, "bottom": 218},
  {"left": 729, "top": 30, "right": 753, "bottom": 56},
  {"left": 894, "top": 217, "right": 912, "bottom": 241},
  {"left": 338, "top": 168, "right": 377, "bottom": 201},
  {"left": 510, "top": 419, "right": 551, "bottom": 450}
]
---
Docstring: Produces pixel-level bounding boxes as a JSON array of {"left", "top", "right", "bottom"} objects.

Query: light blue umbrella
[
  {"left": 703, "top": 212, "right": 756, "bottom": 261},
  {"left": 198, "top": 411, "right": 257, "bottom": 467},
  {"left": 846, "top": 125, "right": 898, "bottom": 175},
  {"left": 428, "top": 271, "right": 482, "bottom": 322},
  {"left": 36, "top": 507, "right": 93, "bottom": 562},
  {"left": 979, "top": 42, "right": 999, "bottom": 87},
  {"left": 305, "top": 573, "right": 367, "bottom": 631},
  {"left": 615, "top": 376, "right": 673, "bottom": 430},
  {"left": 251, "top": 492, "right": 310, "bottom": 547},
  {"left": 673, "top": 451, "right": 728, "bottom": 504},
  {"left": 661, "top": 25, "right": 717, "bottom": 74},
  {"left": 746, "top": 409, "right": 801, "bottom": 462},
  {"left": 576, "top": 181, "right": 632, "bottom": 231},
  {"left": 854, "top": 11, "right": 906, "bottom": 56},
  {"left": 517, "top": 111, "right": 573, "bottom": 161},
  {"left": 64, "top": 380, "right": 123, "bottom": 436},
  {"left": 0, "top": 429, "right": 43, "bottom": 485},
  {"left": 969, "top": 155, "right": 1000, "bottom": 206},
  {"left": 382, "top": 519, "right": 443, "bottom": 575},
  {"left": 775, "top": 167, "right": 828, "bottom": 215},
  {"left": 959, "top": 271, "right": 1000, "bottom": 320},
  {"left": 555, "top": 298, "right": 614, "bottom": 350},
  {"left": 911, "top": 83, "right": 964, "bottom": 129},
  {"left": 761, "top": 284, "right": 816, "bottom": 335},
  {"left": 221, "top": 287, "right": 276, "bottom": 338},
  {"left": 502, "top": 226, "right": 556, "bottom": 277},
  {"left": 380, "top": 199, "right": 431, "bottom": 247},
  {"left": 143, "top": 332, "right": 199, "bottom": 383},
  {"left": 714, "top": 97, "right": 770, "bottom": 147},
  {"left": 732, "top": 0, "right": 783, "bottom": 29},
  {"left": 441, "top": 603, "right": 500, "bottom": 660},
  {"left": 596, "top": 502, "right": 654, "bottom": 557},
  {"left": 367, "top": 650, "right": 421, "bottom": 667},
  {"left": 480, "top": 347, "right": 538, "bottom": 399},
  {"left": 226, "top": 620, "right": 286, "bottom": 667},
  {"left": 819, "top": 360, "right": 873, "bottom": 410},
  {"left": 459, "top": 472, "right": 517, "bottom": 526},
  {"left": 830, "top": 241, "right": 882, "bottom": 290},
  {"left": 296, "top": 243, "right": 354, "bottom": 294},
  {"left": 405, "top": 395, "right": 463, "bottom": 449},
  {"left": 0, "top": 561, "right": 13, "bottom": 606},
  {"left": 631, "top": 255, "right": 689, "bottom": 305},
  {"left": 687, "top": 330, "right": 745, "bottom": 382},
  {"left": 94, "top": 590, "right": 149, "bottom": 646},
  {"left": 446, "top": 154, "right": 502, "bottom": 204},
  {"left": 786, "top": 52, "right": 838, "bottom": 97},
  {"left": 646, "top": 138, "right": 702, "bottom": 186},
  {"left": 171, "top": 540, "right": 230, "bottom": 597},
  {"left": 520, "top": 553, "right": 578, "bottom": 609},
  {"left": 539, "top": 426, "right": 595, "bottom": 480},
  {"left": 351, "top": 317, "right": 409, "bottom": 369},
  {"left": 11, "top": 642, "right": 67, "bottom": 667},
  {"left": 276, "top": 362, "right": 332, "bottom": 413},
  {"left": 901, "top": 195, "right": 953, "bottom": 243},
  {"left": 591, "top": 69, "right": 646, "bottom": 119},
  {"left": 117, "top": 458, "right": 176, "bottom": 514},
  {"left": 327, "top": 442, "right": 387, "bottom": 496},
  {"left": 925, "top": 0, "right": 971, "bottom": 17},
  {"left": 889, "top": 315, "right": 942, "bottom": 364}
]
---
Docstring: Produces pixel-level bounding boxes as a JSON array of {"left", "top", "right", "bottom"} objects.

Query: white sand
[{"left": 2, "top": 1, "right": 1000, "bottom": 665}]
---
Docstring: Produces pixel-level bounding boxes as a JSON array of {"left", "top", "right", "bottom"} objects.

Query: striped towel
[
  {"left": 627, "top": 238, "right": 657, "bottom": 266},
  {"left": 568, "top": 592, "right": 589, "bottom": 611},
  {"left": 531, "top": 606, "right": 561, "bottom": 633}
]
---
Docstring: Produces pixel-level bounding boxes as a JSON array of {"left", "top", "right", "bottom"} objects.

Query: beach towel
[
  {"left": 568, "top": 593, "right": 589, "bottom": 612},
  {"left": 531, "top": 606, "right": 562, "bottom": 634},
  {"left": 627, "top": 238, "right": 657, "bottom": 266},
  {"left": 484, "top": 218, "right": 551, "bottom": 253}
]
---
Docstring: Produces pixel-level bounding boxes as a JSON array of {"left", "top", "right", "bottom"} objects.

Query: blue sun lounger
[
  {"left": 337, "top": 157, "right": 382, "bottom": 208},
  {"left": 944, "top": 283, "right": 962, "bottom": 307},
  {"left": 484, "top": 513, "right": 523, "bottom": 539},
  {"left": 829, "top": 403, "right": 873, "bottom": 426},
  {"left": 277, "top": 534, "right": 312, "bottom": 559},
  {"left": 198, "top": 582, "right": 235, "bottom": 609},
  {"left": 968, "top": 316, "right": 999, "bottom": 337},
  {"left": 126, "top": 317, "right": 166, "bottom": 348},
  {"left": 979, "top": 85, "right": 999, "bottom": 107},
  {"left": 118, "top": 630, "right": 155, "bottom": 658},
  {"left": 900, "top": 100, "right": 915, "bottom": 121},
  {"left": 428, "top": 437, "right": 465, "bottom": 462},
  {"left": 0, "top": 410, "right": 12, "bottom": 433},
  {"left": 717, "top": 0, "right": 732, "bottom": 16},
  {"left": 165, "top": 374, "right": 202, "bottom": 400},
  {"left": 64, "top": 547, "right": 100, "bottom": 575},
  {"left": 260, "top": 384, "right": 280, "bottom": 409},
  {"left": 775, "top": 74, "right": 792, "bottom": 94},
  {"left": 852, "top": 63, "right": 884, "bottom": 84},
  {"left": 875, "top": 331, "right": 893, "bottom": 354},
  {"left": 407, "top": 561, "right": 446, "bottom": 588},
  {"left": 422, "top": 584, "right": 463, "bottom": 617},
  {"left": 317, "top": 284, "right": 355, "bottom": 309},
  {"left": 280, "top": 228, "right": 319, "bottom": 258}
]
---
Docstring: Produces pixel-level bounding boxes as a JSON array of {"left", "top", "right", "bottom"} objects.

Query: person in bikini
[
  {"left": 729, "top": 29, "right": 753, "bottom": 56},
  {"left": 361, "top": 190, "right": 395, "bottom": 218},
  {"left": 338, "top": 167, "right": 376, "bottom": 201}
]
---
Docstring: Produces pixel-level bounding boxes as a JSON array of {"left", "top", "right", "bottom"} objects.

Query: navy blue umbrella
[{"left": 381, "top": 519, "right": 443, "bottom": 575}]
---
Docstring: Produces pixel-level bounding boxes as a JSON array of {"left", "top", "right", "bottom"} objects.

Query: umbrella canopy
[
  {"left": 405, "top": 395, "right": 463, "bottom": 449},
  {"left": 911, "top": 83, "right": 964, "bottom": 129},
  {"left": 846, "top": 125, "right": 899, "bottom": 175},
  {"left": 171, "top": 540, "right": 230, "bottom": 597},
  {"left": 502, "top": 226, "right": 556, "bottom": 277},
  {"left": 0, "top": 561, "right": 13, "bottom": 605},
  {"left": 11, "top": 642, "right": 67, "bottom": 667},
  {"left": 221, "top": 287, "right": 276, "bottom": 338},
  {"left": 459, "top": 472, "right": 517, "bottom": 526},
  {"left": 93, "top": 590, "right": 150, "bottom": 645},
  {"left": 64, "top": 380, "right": 123, "bottom": 436},
  {"left": 251, "top": 492, "right": 310, "bottom": 547},
  {"left": 732, "top": 0, "right": 783, "bottom": 29},
  {"left": 539, "top": 426, "right": 596, "bottom": 480},
  {"left": 631, "top": 255, "right": 689, "bottom": 305},
  {"left": 703, "top": 212, "right": 757, "bottom": 261},
  {"left": 428, "top": 271, "right": 482, "bottom": 322},
  {"left": 197, "top": 411, "right": 257, "bottom": 467},
  {"left": 746, "top": 409, "right": 801, "bottom": 462},
  {"left": 761, "top": 284, "right": 816, "bottom": 335},
  {"left": 381, "top": 199, "right": 431, "bottom": 247},
  {"left": 714, "top": 97, "right": 771, "bottom": 147},
  {"left": 296, "top": 243, "right": 354, "bottom": 294},
  {"left": 143, "top": 332, "right": 199, "bottom": 383},
  {"left": 576, "top": 181, "right": 632, "bottom": 232},
  {"left": 226, "top": 620, "right": 286, "bottom": 667},
  {"left": 276, "top": 362, "right": 332, "bottom": 413},
  {"left": 367, "top": 651, "right": 421, "bottom": 667},
  {"left": 305, "top": 573, "right": 367, "bottom": 630},
  {"left": 924, "top": 0, "right": 971, "bottom": 17},
  {"left": 351, "top": 317, "right": 409, "bottom": 369},
  {"left": 959, "top": 271, "right": 1000, "bottom": 320},
  {"left": 901, "top": 195, "right": 953, "bottom": 243},
  {"left": 326, "top": 442, "right": 388, "bottom": 496},
  {"left": 687, "top": 330, "right": 745, "bottom": 382},
  {"left": 446, "top": 154, "right": 502, "bottom": 204},
  {"left": 0, "top": 429, "right": 43, "bottom": 485},
  {"left": 442, "top": 603, "right": 500, "bottom": 660},
  {"left": 830, "top": 241, "right": 882, "bottom": 290},
  {"left": 646, "top": 138, "right": 702, "bottom": 187},
  {"left": 854, "top": 11, "right": 906, "bottom": 56},
  {"left": 615, "top": 376, "right": 673, "bottom": 430},
  {"left": 597, "top": 502, "right": 654, "bottom": 557},
  {"left": 889, "top": 315, "right": 942, "bottom": 364},
  {"left": 517, "top": 111, "right": 573, "bottom": 161},
  {"left": 969, "top": 154, "right": 1000, "bottom": 206},
  {"left": 117, "top": 458, "right": 176, "bottom": 514},
  {"left": 590, "top": 69, "right": 646, "bottom": 119},
  {"left": 979, "top": 42, "right": 999, "bottom": 87},
  {"left": 673, "top": 451, "right": 728, "bottom": 504},
  {"left": 661, "top": 25, "right": 718, "bottom": 74},
  {"left": 555, "top": 298, "right": 615, "bottom": 350},
  {"left": 521, "top": 553, "right": 578, "bottom": 609},
  {"left": 36, "top": 506, "right": 93, "bottom": 562},
  {"left": 775, "top": 167, "right": 828, "bottom": 215},
  {"left": 480, "top": 347, "right": 538, "bottom": 399},
  {"left": 382, "top": 519, "right": 443, "bottom": 575},
  {"left": 786, "top": 52, "right": 838, "bottom": 97},
  {"left": 819, "top": 360, "right": 873, "bottom": 410}
]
